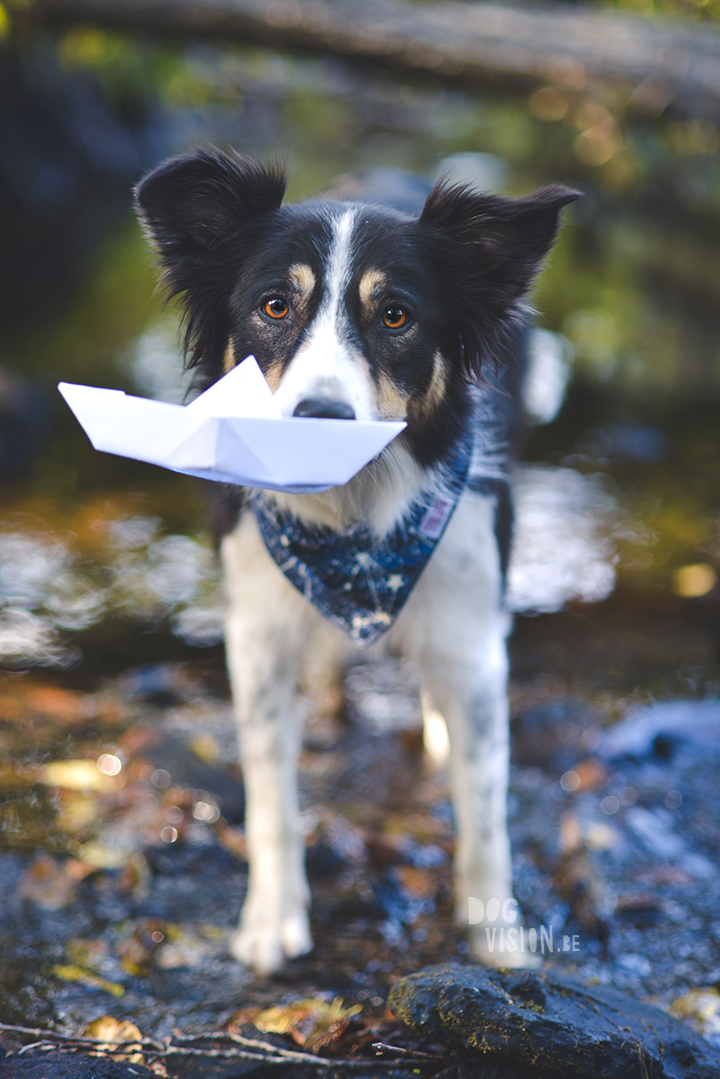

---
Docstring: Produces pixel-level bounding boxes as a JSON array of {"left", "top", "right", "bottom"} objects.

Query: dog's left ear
[{"left": 419, "top": 182, "right": 580, "bottom": 374}]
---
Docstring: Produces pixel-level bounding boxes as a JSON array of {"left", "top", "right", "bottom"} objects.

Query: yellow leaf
[
  {"left": 82, "top": 1015, "right": 145, "bottom": 1064},
  {"left": 83, "top": 1016, "right": 143, "bottom": 1043},
  {"left": 40, "top": 759, "right": 119, "bottom": 792},
  {"left": 75, "top": 840, "right": 128, "bottom": 869},
  {"left": 53, "top": 965, "right": 125, "bottom": 997},
  {"left": 671, "top": 987, "right": 720, "bottom": 1035},
  {"left": 254, "top": 996, "right": 362, "bottom": 1048}
]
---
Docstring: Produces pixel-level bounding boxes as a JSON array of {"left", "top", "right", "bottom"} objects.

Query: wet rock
[
  {"left": 389, "top": 963, "right": 720, "bottom": 1078},
  {"left": 600, "top": 700, "right": 720, "bottom": 761},
  {"left": 0, "top": 1053, "right": 156, "bottom": 1078}
]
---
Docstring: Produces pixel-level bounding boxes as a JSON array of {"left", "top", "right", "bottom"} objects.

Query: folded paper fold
[{"left": 58, "top": 356, "right": 405, "bottom": 493}]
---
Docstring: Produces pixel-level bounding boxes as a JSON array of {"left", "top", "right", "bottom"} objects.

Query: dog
[{"left": 134, "top": 149, "right": 577, "bottom": 975}]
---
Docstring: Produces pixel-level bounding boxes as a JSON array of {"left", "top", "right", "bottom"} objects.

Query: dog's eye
[
  {"left": 264, "top": 298, "right": 289, "bottom": 320},
  {"left": 382, "top": 307, "right": 408, "bottom": 330}
]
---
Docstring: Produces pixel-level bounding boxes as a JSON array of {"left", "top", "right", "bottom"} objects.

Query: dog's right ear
[
  {"left": 134, "top": 149, "right": 286, "bottom": 371},
  {"left": 135, "top": 148, "right": 286, "bottom": 257}
]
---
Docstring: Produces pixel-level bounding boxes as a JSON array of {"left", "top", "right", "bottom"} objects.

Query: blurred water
[
  {"left": 0, "top": 38, "right": 718, "bottom": 686},
  {"left": 508, "top": 465, "right": 620, "bottom": 614}
]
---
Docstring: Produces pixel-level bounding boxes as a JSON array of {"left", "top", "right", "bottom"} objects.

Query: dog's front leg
[
  {"left": 406, "top": 496, "right": 536, "bottom": 968},
  {"left": 421, "top": 629, "right": 519, "bottom": 959},
  {"left": 221, "top": 519, "right": 312, "bottom": 975}
]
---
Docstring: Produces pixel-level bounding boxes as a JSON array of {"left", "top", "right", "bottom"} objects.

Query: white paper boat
[{"left": 58, "top": 356, "right": 406, "bottom": 493}]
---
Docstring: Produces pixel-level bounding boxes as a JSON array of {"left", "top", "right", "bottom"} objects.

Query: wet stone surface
[
  {"left": 1, "top": 657, "right": 720, "bottom": 1076},
  {"left": 390, "top": 962, "right": 720, "bottom": 1078}
]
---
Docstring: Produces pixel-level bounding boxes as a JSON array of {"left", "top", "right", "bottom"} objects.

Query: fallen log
[{"left": 26, "top": 0, "right": 720, "bottom": 118}]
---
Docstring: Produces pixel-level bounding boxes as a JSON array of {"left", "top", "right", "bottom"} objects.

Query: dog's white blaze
[{"left": 272, "top": 209, "right": 376, "bottom": 421}]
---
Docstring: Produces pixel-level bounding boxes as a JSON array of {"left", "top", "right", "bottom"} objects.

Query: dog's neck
[{"left": 260, "top": 439, "right": 429, "bottom": 538}]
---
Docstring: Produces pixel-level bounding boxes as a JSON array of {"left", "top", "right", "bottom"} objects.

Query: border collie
[{"left": 135, "top": 150, "right": 577, "bottom": 974}]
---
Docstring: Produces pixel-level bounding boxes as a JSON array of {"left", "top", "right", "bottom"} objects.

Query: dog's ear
[
  {"left": 134, "top": 149, "right": 286, "bottom": 370},
  {"left": 419, "top": 182, "right": 579, "bottom": 376},
  {"left": 135, "top": 148, "right": 286, "bottom": 255}
]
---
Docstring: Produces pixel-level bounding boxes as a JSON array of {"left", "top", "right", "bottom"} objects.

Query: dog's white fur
[{"left": 222, "top": 482, "right": 512, "bottom": 975}]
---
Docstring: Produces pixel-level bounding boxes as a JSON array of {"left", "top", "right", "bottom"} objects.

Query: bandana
[{"left": 252, "top": 428, "right": 475, "bottom": 644}]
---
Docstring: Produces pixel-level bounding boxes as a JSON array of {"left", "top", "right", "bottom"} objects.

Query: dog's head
[{"left": 135, "top": 150, "right": 577, "bottom": 461}]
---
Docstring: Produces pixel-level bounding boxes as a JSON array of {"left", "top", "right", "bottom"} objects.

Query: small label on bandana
[
  {"left": 418, "top": 497, "right": 454, "bottom": 540},
  {"left": 253, "top": 429, "right": 474, "bottom": 645}
]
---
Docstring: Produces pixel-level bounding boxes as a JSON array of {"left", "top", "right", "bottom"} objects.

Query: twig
[
  {"left": 372, "top": 1041, "right": 449, "bottom": 1061},
  {"left": 171, "top": 1027, "right": 331, "bottom": 1062},
  {"left": 0, "top": 1023, "right": 166, "bottom": 1051},
  {"left": 0, "top": 1021, "right": 433, "bottom": 1071}
]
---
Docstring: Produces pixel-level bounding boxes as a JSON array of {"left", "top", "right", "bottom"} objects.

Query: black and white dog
[{"left": 135, "top": 150, "right": 577, "bottom": 975}]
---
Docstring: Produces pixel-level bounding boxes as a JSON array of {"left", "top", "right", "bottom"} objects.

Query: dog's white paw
[{"left": 230, "top": 912, "right": 312, "bottom": 975}]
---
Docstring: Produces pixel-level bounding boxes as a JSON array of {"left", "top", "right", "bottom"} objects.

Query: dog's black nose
[{"left": 293, "top": 398, "right": 356, "bottom": 420}]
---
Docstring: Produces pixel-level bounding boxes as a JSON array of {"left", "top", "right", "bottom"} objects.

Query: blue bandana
[{"left": 253, "top": 429, "right": 474, "bottom": 644}]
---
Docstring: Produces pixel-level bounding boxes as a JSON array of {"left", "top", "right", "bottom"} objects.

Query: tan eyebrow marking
[
  {"left": 223, "top": 339, "right": 236, "bottom": 374},
  {"left": 424, "top": 351, "right": 448, "bottom": 412},
  {"left": 288, "top": 263, "right": 316, "bottom": 311},
  {"left": 358, "top": 269, "right": 387, "bottom": 314},
  {"left": 377, "top": 372, "right": 408, "bottom": 420},
  {"left": 410, "top": 351, "right": 448, "bottom": 420}
]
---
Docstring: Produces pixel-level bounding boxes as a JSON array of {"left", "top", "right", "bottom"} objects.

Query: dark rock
[
  {"left": 0, "top": 1052, "right": 156, "bottom": 1078},
  {"left": 388, "top": 963, "right": 720, "bottom": 1078},
  {"left": 600, "top": 700, "right": 720, "bottom": 761}
]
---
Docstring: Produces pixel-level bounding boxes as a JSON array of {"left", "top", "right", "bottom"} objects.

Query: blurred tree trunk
[{"left": 30, "top": 0, "right": 720, "bottom": 116}]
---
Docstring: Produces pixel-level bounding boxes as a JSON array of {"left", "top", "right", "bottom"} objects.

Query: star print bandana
[{"left": 252, "top": 429, "right": 475, "bottom": 645}]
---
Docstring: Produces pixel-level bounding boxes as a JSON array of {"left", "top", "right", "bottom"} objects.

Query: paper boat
[{"left": 58, "top": 356, "right": 406, "bottom": 493}]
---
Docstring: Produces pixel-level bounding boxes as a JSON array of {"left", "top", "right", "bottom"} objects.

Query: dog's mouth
[{"left": 292, "top": 397, "right": 356, "bottom": 420}]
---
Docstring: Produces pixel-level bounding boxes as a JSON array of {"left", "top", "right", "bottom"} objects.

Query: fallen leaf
[
  {"left": 74, "top": 839, "right": 129, "bottom": 869},
  {"left": 27, "top": 687, "right": 97, "bottom": 721},
  {"left": 40, "top": 759, "right": 120, "bottom": 793},
  {"left": 671, "top": 987, "right": 720, "bottom": 1035},
  {"left": 83, "top": 1015, "right": 144, "bottom": 1063},
  {"left": 188, "top": 733, "right": 221, "bottom": 763},
  {"left": 53, "top": 964, "right": 125, "bottom": 997},
  {"left": 252, "top": 996, "right": 362, "bottom": 1049},
  {"left": 584, "top": 821, "right": 621, "bottom": 851},
  {"left": 0, "top": 683, "right": 123, "bottom": 726},
  {"left": 54, "top": 789, "right": 101, "bottom": 834},
  {"left": 394, "top": 866, "right": 436, "bottom": 898},
  {"left": 19, "top": 854, "right": 93, "bottom": 909},
  {"left": 572, "top": 758, "right": 609, "bottom": 791},
  {"left": 115, "top": 918, "right": 169, "bottom": 976}
]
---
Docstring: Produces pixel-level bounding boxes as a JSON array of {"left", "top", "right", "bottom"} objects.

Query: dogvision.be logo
[{"left": 468, "top": 898, "right": 580, "bottom": 954}]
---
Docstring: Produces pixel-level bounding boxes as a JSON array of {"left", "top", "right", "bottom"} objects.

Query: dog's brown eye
[
  {"left": 382, "top": 307, "right": 408, "bottom": 330},
  {"left": 264, "top": 298, "right": 289, "bottom": 320}
]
